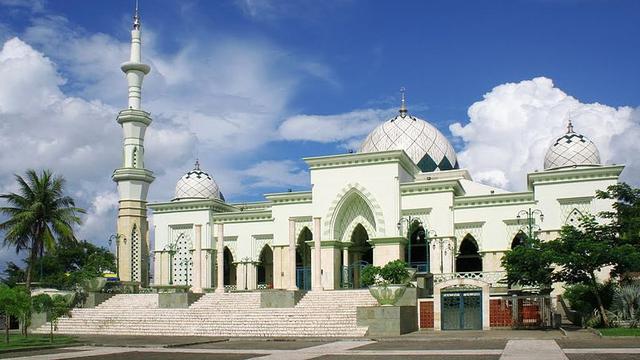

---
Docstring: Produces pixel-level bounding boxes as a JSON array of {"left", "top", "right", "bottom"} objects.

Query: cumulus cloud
[
  {"left": 278, "top": 108, "right": 395, "bottom": 148},
  {"left": 240, "top": 160, "right": 309, "bottom": 190},
  {"left": 450, "top": 77, "right": 638, "bottom": 190}
]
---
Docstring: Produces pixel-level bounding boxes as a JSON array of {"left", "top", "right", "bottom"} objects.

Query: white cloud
[
  {"left": 278, "top": 108, "right": 395, "bottom": 147},
  {"left": 240, "top": 160, "right": 309, "bottom": 190},
  {"left": 450, "top": 77, "right": 638, "bottom": 190}
]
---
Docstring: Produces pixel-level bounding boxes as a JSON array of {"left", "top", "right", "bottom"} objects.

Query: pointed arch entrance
[
  {"left": 296, "top": 227, "right": 312, "bottom": 290},
  {"left": 223, "top": 247, "right": 236, "bottom": 288},
  {"left": 256, "top": 245, "right": 273, "bottom": 288},
  {"left": 404, "top": 221, "right": 430, "bottom": 272},
  {"left": 341, "top": 223, "right": 373, "bottom": 288},
  {"left": 455, "top": 235, "right": 482, "bottom": 272}
]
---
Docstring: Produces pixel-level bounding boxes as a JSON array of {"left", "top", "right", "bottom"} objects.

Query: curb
[{"left": 0, "top": 342, "right": 86, "bottom": 355}]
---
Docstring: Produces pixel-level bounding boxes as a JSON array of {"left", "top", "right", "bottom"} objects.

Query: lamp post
[
  {"left": 397, "top": 216, "right": 422, "bottom": 268},
  {"left": 108, "top": 234, "right": 125, "bottom": 278},
  {"left": 516, "top": 208, "right": 544, "bottom": 245}
]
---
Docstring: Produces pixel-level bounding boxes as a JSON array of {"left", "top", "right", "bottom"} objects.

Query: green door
[{"left": 441, "top": 290, "right": 482, "bottom": 330}]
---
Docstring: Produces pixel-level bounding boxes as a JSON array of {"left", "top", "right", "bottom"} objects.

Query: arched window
[
  {"left": 257, "top": 245, "right": 273, "bottom": 288},
  {"left": 404, "top": 221, "right": 429, "bottom": 272},
  {"left": 455, "top": 235, "right": 482, "bottom": 272},
  {"left": 566, "top": 208, "right": 583, "bottom": 226},
  {"left": 223, "top": 247, "right": 236, "bottom": 286},
  {"left": 511, "top": 231, "right": 527, "bottom": 249}
]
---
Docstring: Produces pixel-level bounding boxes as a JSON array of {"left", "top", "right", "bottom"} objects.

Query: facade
[{"left": 113, "top": 9, "right": 623, "bottom": 330}]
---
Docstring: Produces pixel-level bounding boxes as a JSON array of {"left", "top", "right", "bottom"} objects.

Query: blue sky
[{"left": 0, "top": 0, "right": 639, "bottom": 268}]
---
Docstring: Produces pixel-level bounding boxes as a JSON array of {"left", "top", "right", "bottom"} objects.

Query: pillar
[
  {"left": 192, "top": 224, "right": 203, "bottom": 293},
  {"left": 288, "top": 219, "right": 298, "bottom": 290},
  {"left": 312, "top": 217, "right": 322, "bottom": 291},
  {"left": 153, "top": 251, "right": 162, "bottom": 286},
  {"left": 215, "top": 223, "right": 225, "bottom": 293}
]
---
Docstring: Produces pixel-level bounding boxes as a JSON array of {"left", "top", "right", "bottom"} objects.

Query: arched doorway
[
  {"left": 342, "top": 224, "right": 373, "bottom": 288},
  {"left": 223, "top": 247, "right": 236, "bottom": 288},
  {"left": 511, "top": 231, "right": 527, "bottom": 249},
  {"left": 404, "top": 221, "right": 429, "bottom": 272},
  {"left": 256, "top": 245, "right": 273, "bottom": 289},
  {"left": 455, "top": 235, "right": 482, "bottom": 272},
  {"left": 296, "top": 227, "right": 312, "bottom": 290}
]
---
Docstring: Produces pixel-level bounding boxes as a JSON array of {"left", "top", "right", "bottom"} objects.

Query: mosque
[{"left": 111, "top": 8, "right": 623, "bottom": 331}]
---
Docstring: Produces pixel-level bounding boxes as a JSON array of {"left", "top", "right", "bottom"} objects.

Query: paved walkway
[{"left": 2, "top": 338, "right": 640, "bottom": 360}]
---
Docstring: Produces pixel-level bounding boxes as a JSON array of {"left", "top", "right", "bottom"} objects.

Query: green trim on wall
[
  {"left": 454, "top": 192, "right": 536, "bottom": 209},
  {"left": 265, "top": 191, "right": 313, "bottom": 204},
  {"left": 400, "top": 179, "right": 464, "bottom": 196},
  {"left": 149, "top": 198, "right": 237, "bottom": 214},
  {"left": 212, "top": 210, "right": 273, "bottom": 224},
  {"left": 303, "top": 150, "right": 419, "bottom": 175},
  {"left": 368, "top": 237, "right": 408, "bottom": 245},
  {"left": 527, "top": 165, "right": 624, "bottom": 189}
]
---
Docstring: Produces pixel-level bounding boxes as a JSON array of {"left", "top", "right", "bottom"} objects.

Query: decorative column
[
  {"left": 215, "top": 223, "right": 225, "bottom": 293},
  {"left": 192, "top": 224, "right": 203, "bottom": 293},
  {"left": 112, "top": 6, "right": 154, "bottom": 286},
  {"left": 288, "top": 219, "right": 298, "bottom": 290},
  {"left": 312, "top": 217, "right": 322, "bottom": 291}
]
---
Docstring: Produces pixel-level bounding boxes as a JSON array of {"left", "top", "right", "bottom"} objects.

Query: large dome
[
  {"left": 544, "top": 120, "right": 601, "bottom": 170},
  {"left": 359, "top": 104, "right": 459, "bottom": 172},
  {"left": 173, "top": 160, "right": 222, "bottom": 201}
]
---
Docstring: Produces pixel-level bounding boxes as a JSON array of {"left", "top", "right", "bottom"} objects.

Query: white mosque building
[{"left": 111, "top": 8, "right": 623, "bottom": 332}]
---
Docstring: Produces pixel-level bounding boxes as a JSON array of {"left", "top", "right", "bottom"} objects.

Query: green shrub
[
  {"left": 362, "top": 260, "right": 410, "bottom": 286},
  {"left": 564, "top": 282, "right": 615, "bottom": 326},
  {"left": 361, "top": 265, "right": 381, "bottom": 287},
  {"left": 380, "top": 260, "right": 410, "bottom": 285}
]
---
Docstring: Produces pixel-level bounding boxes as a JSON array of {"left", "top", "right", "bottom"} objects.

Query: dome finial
[
  {"left": 566, "top": 118, "right": 574, "bottom": 134},
  {"left": 133, "top": 0, "right": 140, "bottom": 30},
  {"left": 399, "top": 87, "right": 407, "bottom": 115},
  {"left": 194, "top": 159, "right": 200, "bottom": 170}
]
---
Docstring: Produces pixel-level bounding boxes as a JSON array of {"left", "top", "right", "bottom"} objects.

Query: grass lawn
[
  {"left": 0, "top": 334, "right": 77, "bottom": 351},
  {"left": 599, "top": 328, "right": 640, "bottom": 336}
]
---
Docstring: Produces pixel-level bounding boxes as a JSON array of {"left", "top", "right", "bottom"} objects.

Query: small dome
[
  {"left": 173, "top": 160, "right": 222, "bottom": 201},
  {"left": 544, "top": 120, "right": 601, "bottom": 170},
  {"left": 359, "top": 97, "right": 458, "bottom": 172}
]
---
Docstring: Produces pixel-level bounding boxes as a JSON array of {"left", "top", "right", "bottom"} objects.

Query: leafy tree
[
  {"left": 1, "top": 262, "right": 25, "bottom": 287},
  {"left": 32, "top": 294, "right": 73, "bottom": 343},
  {"left": 501, "top": 236, "right": 553, "bottom": 289},
  {"left": 0, "top": 169, "right": 85, "bottom": 289},
  {"left": 0, "top": 285, "right": 16, "bottom": 343},
  {"left": 546, "top": 216, "right": 640, "bottom": 327},
  {"left": 596, "top": 183, "right": 640, "bottom": 278}
]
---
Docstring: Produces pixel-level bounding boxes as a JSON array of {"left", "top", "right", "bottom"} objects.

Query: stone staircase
[{"left": 33, "top": 290, "right": 378, "bottom": 337}]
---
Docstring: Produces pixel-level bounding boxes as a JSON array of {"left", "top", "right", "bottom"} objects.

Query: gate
[
  {"left": 509, "top": 295, "right": 553, "bottom": 329},
  {"left": 341, "top": 260, "right": 369, "bottom": 288},
  {"left": 441, "top": 290, "right": 482, "bottom": 330},
  {"left": 296, "top": 266, "right": 311, "bottom": 290}
]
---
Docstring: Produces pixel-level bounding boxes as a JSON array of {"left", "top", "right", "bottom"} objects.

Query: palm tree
[{"left": 0, "top": 169, "right": 85, "bottom": 289}]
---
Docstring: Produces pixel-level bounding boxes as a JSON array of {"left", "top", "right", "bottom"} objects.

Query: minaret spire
[
  {"left": 566, "top": 118, "right": 575, "bottom": 134},
  {"left": 399, "top": 87, "right": 408, "bottom": 116},
  {"left": 112, "top": 1, "right": 154, "bottom": 287},
  {"left": 133, "top": 0, "right": 140, "bottom": 30},
  {"left": 122, "top": 0, "right": 150, "bottom": 110}
]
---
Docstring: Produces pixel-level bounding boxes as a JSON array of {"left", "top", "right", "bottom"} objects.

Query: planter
[{"left": 368, "top": 284, "right": 407, "bottom": 306}]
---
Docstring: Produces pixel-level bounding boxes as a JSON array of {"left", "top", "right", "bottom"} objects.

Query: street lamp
[
  {"left": 108, "top": 234, "right": 125, "bottom": 278},
  {"left": 429, "top": 236, "right": 452, "bottom": 273},
  {"left": 516, "top": 208, "right": 544, "bottom": 244},
  {"left": 397, "top": 216, "right": 422, "bottom": 268}
]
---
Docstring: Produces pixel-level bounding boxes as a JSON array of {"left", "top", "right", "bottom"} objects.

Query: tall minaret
[{"left": 112, "top": 2, "right": 154, "bottom": 286}]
